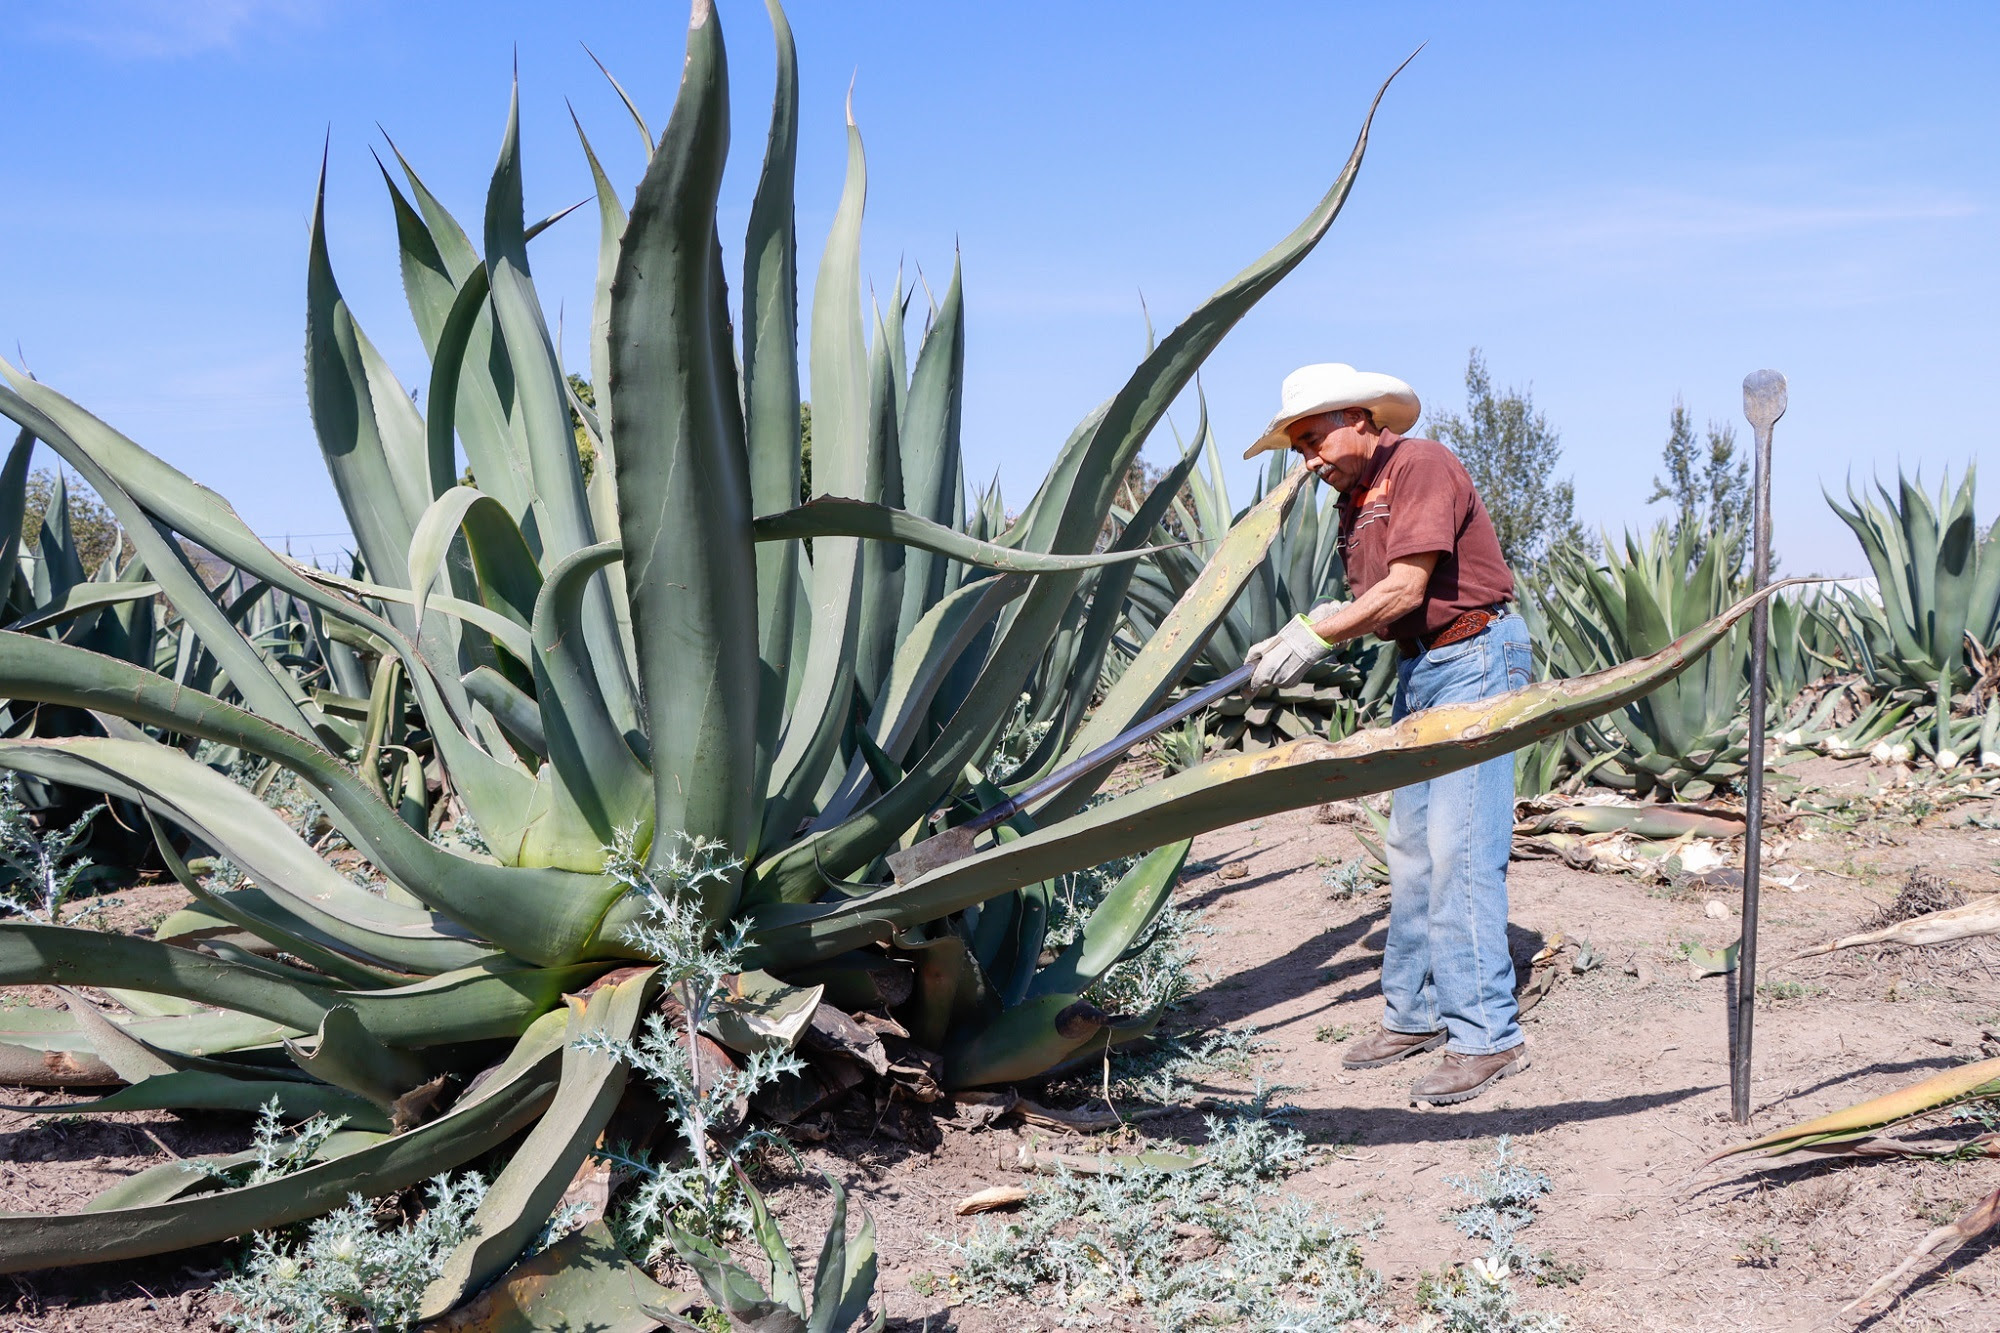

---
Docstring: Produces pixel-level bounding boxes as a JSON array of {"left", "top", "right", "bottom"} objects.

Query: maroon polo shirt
[{"left": 1335, "top": 431, "right": 1516, "bottom": 642}]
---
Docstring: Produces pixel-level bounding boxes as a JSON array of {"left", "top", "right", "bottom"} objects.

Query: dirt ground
[{"left": 3, "top": 755, "right": 1997, "bottom": 1331}]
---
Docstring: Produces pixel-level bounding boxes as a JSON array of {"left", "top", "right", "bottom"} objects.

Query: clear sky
[{"left": 3, "top": 1, "right": 1995, "bottom": 574}]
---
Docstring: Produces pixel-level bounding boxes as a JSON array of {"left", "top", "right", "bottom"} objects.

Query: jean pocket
[
  {"left": 1424, "top": 635, "right": 1482, "bottom": 665},
  {"left": 1504, "top": 640, "right": 1533, "bottom": 691}
]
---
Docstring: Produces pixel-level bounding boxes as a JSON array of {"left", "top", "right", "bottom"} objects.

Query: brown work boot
[
  {"left": 1342, "top": 1025, "right": 1447, "bottom": 1070},
  {"left": 1410, "top": 1045, "right": 1530, "bottom": 1105}
]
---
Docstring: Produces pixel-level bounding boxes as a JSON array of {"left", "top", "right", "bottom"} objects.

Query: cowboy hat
[{"left": 1242, "top": 362, "right": 1421, "bottom": 458}]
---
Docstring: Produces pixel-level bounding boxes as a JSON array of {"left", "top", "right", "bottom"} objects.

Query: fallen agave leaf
[
  {"left": 1842, "top": 1183, "right": 2000, "bottom": 1319},
  {"left": 1685, "top": 940, "right": 1739, "bottom": 979},
  {"left": 1706, "top": 1056, "right": 2000, "bottom": 1164},
  {"left": 1795, "top": 894, "right": 2000, "bottom": 958},
  {"left": 955, "top": 1185, "right": 1030, "bottom": 1215}
]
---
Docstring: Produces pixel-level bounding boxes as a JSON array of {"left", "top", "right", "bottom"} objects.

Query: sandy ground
[{"left": 3, "top": 756, "right": 1998, "bottom": 1331}]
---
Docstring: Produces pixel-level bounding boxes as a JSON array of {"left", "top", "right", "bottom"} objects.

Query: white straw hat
[{"left": 1242, "top": 362, "right": 1421, "bottom": 458}]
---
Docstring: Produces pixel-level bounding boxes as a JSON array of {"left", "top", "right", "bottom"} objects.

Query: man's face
[{"left": 1286, "top": 410, "right": 1370, "bottom": 490}]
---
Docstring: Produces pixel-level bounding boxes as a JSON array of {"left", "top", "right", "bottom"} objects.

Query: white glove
[{"left": 1245, "top": 614, "right": 1336, "bottom": 697}]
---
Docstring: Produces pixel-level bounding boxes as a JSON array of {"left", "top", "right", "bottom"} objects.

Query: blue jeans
[{"left": 1381, "top": 614, "right": 1533, "bottom": 1056}]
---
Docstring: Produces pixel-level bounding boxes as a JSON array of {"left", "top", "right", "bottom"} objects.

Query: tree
[
  {"left": 1648, "top": 396, "right": 1754, "bottom": 577},
  {"left": 1427, "top": 349, "right": 1583, "bottom": 572},
  {"left": 21, "top": 469, "right": 126, "bottom": 573}
]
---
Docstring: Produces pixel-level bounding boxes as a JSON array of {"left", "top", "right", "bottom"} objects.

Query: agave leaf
[
  {"left": 944, "top": 993, "right": 1108, "bottom": 1089},
  {"left": 748, "top": 584, "right": 1799, "bottom": 964},
  {"left": 0, "top": 922, "right": 604, "bottom": 1050},
  {"left": 0, "top": 1008, "right": 569, "bottom": 1273},
  {"left": 462, "top": 663, "right": 548, "bottom": 758},
  {"left": 569, "top": 107, "right": 640, "bottom": 679},
  {"left": 0, "top": 633, "right": 634, "bottom": 965},
  {"left": 309, "top": 567, "right": 534, "bottom": 663},
  {"left": 427, "top": 1219, "right": 692, "bottom": 1332},
  {"left": 0, "top": 736, "right": 496, "bottom": 976},
  {"left": 895, "top": 259, "right": 966, "bottom": 640},
  {"left": 0, "top": 1008, "right": 301, "bottom": 1062},
  {"left": 284, "top": 1005, "right": 435, "bottom": 1109},
  {"left": 612, "top": 0, "right": 759, "bottom": 891},
  {"left": 10, "top": 581, "right": 163, "bottom": 634},
  {"left": 752, "top": 499, "right": 1169, "bottom": 573},
  {"left": 420, "top": 966, "right": 656, "bottom": 1319},
  {"left": 742, "top": 0, "right": 804, "bottom": 808},
  {"left": 11, "top": 1071, "right": 390, "bottom": 1130},
  {"left": 1027, "top": 841, "right": 1189, "bottom": 999},
  {"left": 484, "top": 74, "right": 638, "bottom": 737},
  {"left": 704, "top": 971, "right": 823, "bottom": 1055},
  {"left": 0, "top": 373, "right": 327, "bottom": 742},
  {"left": 1707, "top": 1056, "right": 2000, "bottom": 1164},
  {"left": 530, "top": 543, "right": 652, "bottom": 844},
  {"left": 407, "top": 487, "right": 542, "bottom": 632},
  {"left": 853, "top": 311, "right": 906, "bottom": 708},
  {"left": 1796, "top": 894, "right": 2000, "bottom": 957},
  {"left": 0, "top": 428, "right": 33, "bottom": 601},
  {"left": 307, "top": 152, "right": 420, "bottom": 593},
  {"left": 759, "top": 97, "right": 870, "bottom": 858}
]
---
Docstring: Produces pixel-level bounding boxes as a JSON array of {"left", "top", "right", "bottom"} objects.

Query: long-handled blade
[{"left": 886, "top": 663, "right": 1255, "bottom": 883}]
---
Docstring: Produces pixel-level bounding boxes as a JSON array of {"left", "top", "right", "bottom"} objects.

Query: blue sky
[{"left": 2, "top": 1, "right": 1995, "bottom": 574}]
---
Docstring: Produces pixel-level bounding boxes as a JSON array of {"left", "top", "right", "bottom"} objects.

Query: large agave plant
[{"left": 0, "top": 0, "right": 1774, "bottom": 1303}]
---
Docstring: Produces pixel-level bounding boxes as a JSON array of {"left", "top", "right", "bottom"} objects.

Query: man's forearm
[{"left": 1311, "top": 581, "right": 1422, "bottom": 645}]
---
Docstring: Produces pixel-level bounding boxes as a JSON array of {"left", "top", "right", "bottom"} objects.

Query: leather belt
[{"left": 1397, "top": 603, "right": 1510, "bottom": 660}]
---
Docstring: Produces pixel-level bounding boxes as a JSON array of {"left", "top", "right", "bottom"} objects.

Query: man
[{"left": 1242, "top": 362, "right": 1533, "bottom": 1107}]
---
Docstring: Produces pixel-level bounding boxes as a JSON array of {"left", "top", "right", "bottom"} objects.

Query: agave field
[{"left": 0, "top": 2, "right": 1994, "bottom": 1330}]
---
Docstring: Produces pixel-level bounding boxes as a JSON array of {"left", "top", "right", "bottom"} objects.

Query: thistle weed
[
  {"left": 216, "top": 1172, "right": 486, "bottom": 1333},
  {"left": 945, "top": 1105, "right": 1381, "bottom": 1331},
  {"left": 0, "top": 776, "right": 108, "bottom": 925},
  {"left": 580, "top": 829, "right": 806, "bottom": 1260}
]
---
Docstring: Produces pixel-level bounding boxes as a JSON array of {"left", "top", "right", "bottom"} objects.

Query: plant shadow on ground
[{"left": 0, "top": 1111, "right": 237, "bottom": 1166}]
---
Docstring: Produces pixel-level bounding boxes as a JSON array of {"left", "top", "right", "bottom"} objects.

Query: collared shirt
[{"left": 1335, "top": 431, "right": 1516, "bottom": 642}]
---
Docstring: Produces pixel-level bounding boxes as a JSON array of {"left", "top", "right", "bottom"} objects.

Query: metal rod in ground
[{"left": 1735, "top": 369, "right": 1787, "bottom": 1123}]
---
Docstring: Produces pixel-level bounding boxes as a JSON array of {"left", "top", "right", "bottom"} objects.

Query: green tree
[
  {"left": 21, "top": 469, "right": 126, "bottom": 572},
  {"left": 1426, "top": 349, "right": 1583, "bottom": 572},
  {"left": 1648, "top": 396, "right": 1754, "bottom": 577}
]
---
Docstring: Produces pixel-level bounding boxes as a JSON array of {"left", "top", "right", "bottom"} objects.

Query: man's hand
[{"left": 1245, "top": 614, "right": 1337, "bottom": 697}]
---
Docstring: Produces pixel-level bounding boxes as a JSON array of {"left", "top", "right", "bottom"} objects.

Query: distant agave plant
[
  {"left": 1536, "top": 524, "right": 1754, "bottom": 798},
  {"left": 0, "top": 0, "right": 1771, "bottom": 1309}
]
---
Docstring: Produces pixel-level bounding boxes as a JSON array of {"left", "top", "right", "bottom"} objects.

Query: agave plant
[
  {"left": 1535, "top": 524, "right": 1754, "bottom": 798},
  {"left": 1122, "top": 435, "right": 1394, "bottom": 755},
  {"left": 0, "top": 0, "right": 1773, "bottom": 1306},
  {"left": 1827, "top": 468, "right": 2000, "bottom": 696}
]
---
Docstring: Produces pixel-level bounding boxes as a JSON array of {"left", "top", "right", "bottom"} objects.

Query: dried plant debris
[{"left": 1797, "top": 869, "right": 2000, "bottom": 968}]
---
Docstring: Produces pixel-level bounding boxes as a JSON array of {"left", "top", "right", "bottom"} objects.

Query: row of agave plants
[
  {"left": 1142, "top": 452, "right": 2000, "bottom": 801},
  {"left": 0, "top": 0, "right": 1773, "bottom": 1321}
]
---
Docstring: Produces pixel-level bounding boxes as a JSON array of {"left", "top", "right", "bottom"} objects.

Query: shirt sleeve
[{"left": 1382, "top": 445, "right": 1469, "bottom": 562}]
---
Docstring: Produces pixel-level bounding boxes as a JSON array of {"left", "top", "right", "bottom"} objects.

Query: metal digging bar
[
  {"left": 887, "top": 663, "right": 1255, "bottom": 882},
  {"left": 1734, "top": 368, "right": 1786, "bottom": 1123}
]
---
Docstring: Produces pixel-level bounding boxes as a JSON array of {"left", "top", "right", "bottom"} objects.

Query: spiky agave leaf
[{"left": 1705, "top": 1056, "right": 2000, "bottom": 1166}]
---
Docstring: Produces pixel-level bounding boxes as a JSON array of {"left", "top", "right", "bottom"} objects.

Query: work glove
[{"left": 1245, "top": 607, "right": 1340, "bottom": 697}]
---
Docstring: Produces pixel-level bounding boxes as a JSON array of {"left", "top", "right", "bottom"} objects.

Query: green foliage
[
  {"left": 217, "top": 1172, "right": 487, "bottom": 1333},
  {"left": 586, "top": 830, "right": 804, "bottom": 1257},
  {"left": 21, "top": 468, "right": 125, "bottom": 572},
  {"left": 947, "top": 1101, "right": 1382, "bottom": 1331},
  {"left": 662, "top": 1170, "right": 883, "bottom": 1333},
  {"left": 1536, "top": 524, "right": 1750, "bottom": 797},
  {"left": 203, "top": 1099, "right": 350, "bottom": 1189},
  {"left": 1419, "top": 1137, "right": 1566, "bottom": 1333},
  {"left": 1427, "top": 349, "right": 1584, "bottom": 573},
  {"left": 1648, "top": 397, "right": 1751, "bottom": 578},
  {"left": 0, "top": 775, "right": 105, "bottom": 924}
]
